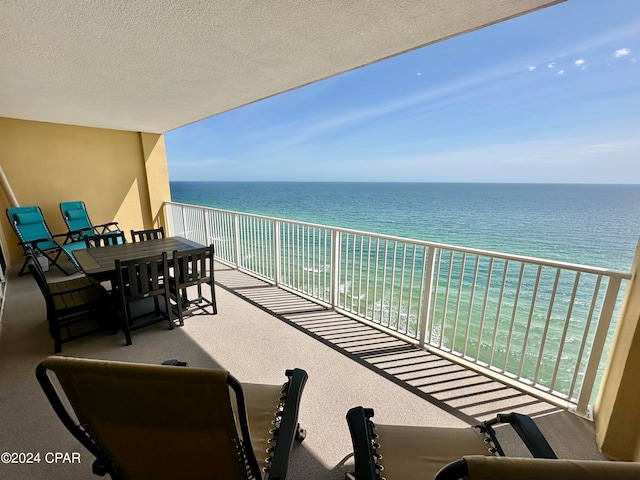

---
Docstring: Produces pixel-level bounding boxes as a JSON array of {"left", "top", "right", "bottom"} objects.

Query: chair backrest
[
  {"left": 130, "top": 226, "right": 165, "bottom": 242},
  {"left": 60, "top": 201, "right": 93, "bottom": 234},
  {"left": 36, "top": 356, "right": 261, "bottom": 480},
  {"left": 172, "top": 244, "right": 214, "bottom": 289},
  {"left": 84, "top": 231, "right": 126, "bottom": 248},
  {"left": 6, "top": 206, "right": 55, "bottom": 245},
  {"left": 115, "top": 252, "right": 169, "bottom": 301}
]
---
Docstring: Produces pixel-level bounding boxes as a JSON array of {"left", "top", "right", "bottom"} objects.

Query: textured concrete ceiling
[{"left": 0, "top": 1, "right": 563, "bottom": 133}]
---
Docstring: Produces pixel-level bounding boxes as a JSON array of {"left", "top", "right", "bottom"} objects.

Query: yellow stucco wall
[
  {"left": 0, "top": 117, "right": 170, "bottom": 269},
  {"left": 595, "top": 240, "right": 640, "bottom": 461}
]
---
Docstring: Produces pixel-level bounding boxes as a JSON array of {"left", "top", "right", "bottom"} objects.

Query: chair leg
[
  {"left": 164, "top": 293, "right": 174, "bottom": 330},
  {"left": 52, "top": 320, "right": 62, "bottom": 354},
  {"left": 117, "top": 302, "right": 133, "bottom": 346},
  {"left": 175, "top": 291, "right": 184, "bottom": 326},
  {"left": 210, "top": 282, "right": 218, "bottom": 315},
  {"left": 18, "top": 256, "right": 30, "bottom": 277}
]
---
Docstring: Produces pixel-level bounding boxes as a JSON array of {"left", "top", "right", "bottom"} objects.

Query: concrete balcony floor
[{"left": 0, "top": 261, "right": 606, "bottom": 480}]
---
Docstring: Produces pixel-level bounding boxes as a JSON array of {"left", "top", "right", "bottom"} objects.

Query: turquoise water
[{"left": 170, "top": 182, "right": 640, "bottom": 271}]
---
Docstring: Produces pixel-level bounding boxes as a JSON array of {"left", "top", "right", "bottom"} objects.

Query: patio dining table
[{"left": 72, "top": 236, "right": 204, "bottom": 280}]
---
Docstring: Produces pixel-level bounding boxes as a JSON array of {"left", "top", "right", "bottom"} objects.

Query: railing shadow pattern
[{"left": 214, "top": 266, "right": 560, "bottom": 425}]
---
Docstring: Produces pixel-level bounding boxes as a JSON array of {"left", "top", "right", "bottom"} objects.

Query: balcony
[{"left": 0, "top": 201, "right": 619, "bottom": 479}]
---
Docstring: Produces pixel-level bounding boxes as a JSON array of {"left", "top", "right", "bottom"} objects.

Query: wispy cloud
[
  {"left": 167, "top": 158, "right": 226, "bottom": 167},
  {"left": 547, "top": 62, "right": 556, "bottom": 68},
  {"left": 614, "top": 48, "right": 631, "bottom": 57},
  {"left": 557, "top": 70, "right": 565, "bottom": 75},
  {"left": 574, "top": 59, "right": 585, "bottom": 66},
  {"left": 528, "top": 66, "right": 537, "bottom": 71}
]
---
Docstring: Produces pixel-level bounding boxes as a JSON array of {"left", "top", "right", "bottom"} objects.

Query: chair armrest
[
  {"left": 53, "top": 230, "right": 87, "bottom": 244},
  {"left": 494, "top": 413, "right": 557, "bottom": 459},
  {"left": 268, "top": 368, "right": 308, "bottom": 480},
  {"left": 18, "top": 238, "right": 52, "bottom": 248},
  {"left": 94, "top": 221, "right": 119, "bottom": 229},
  {"left": 345, "top": 406, "right": 379, "bottom": 480}
]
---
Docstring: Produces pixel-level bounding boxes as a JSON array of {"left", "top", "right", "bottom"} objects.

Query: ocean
[{"left": 170, "top": 182, "right": 640, "bottom": 272}]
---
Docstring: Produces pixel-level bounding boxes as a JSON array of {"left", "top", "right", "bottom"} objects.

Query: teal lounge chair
[
  {"left": 60, "top": 201, "right": 120, "bottom": 242},
  {"left": 7, "top": 206, "right": 87, "bottom": 276}
]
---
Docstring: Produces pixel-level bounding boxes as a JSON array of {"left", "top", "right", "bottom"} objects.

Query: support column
[
  {"left": 140, "top": 133, "right": 171, "bottom": 229},
  {"left": 595, "top": 238, "right": 640, "bottom": 460}
]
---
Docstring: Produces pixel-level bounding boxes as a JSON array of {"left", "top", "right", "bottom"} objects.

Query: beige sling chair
[
  {"left": 347, "top": 406, "right": 640, "bottom": 480},
  {"left": 36, "top": 356, "right": 307, "bottom": 480},
  {"left": 435, "top": 455, "right": 640, "bottom": 480},
  {"left": 345, "top": 406, "right": 555, "bottom": 480}
]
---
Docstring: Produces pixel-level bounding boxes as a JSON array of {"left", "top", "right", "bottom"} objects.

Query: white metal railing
[{"left": 165, "top": 201, "right": 631, "bottom": 416}]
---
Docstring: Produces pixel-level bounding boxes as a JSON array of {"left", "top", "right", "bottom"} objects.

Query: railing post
[
  {"left": 180, "top": 205, "right": 187, "bottom": 238},
  {"left": 234, "top": 213, "right": 241, "bottom": 269},
  {"left": 163, "top": 202, "right": 173, "bottom": 236},
  {"left": 418, "top": 246, "right": 436, "bottom": 348},
  {"left": 203, "top": 207, "right": 210, "bottom": 246},
  {"left": 576, "top": 275, "right": 622, "bottom": 416},
  {"left": 273, "top": 220, "right": 281, "bottom": 286},
  {"left": 330, "top": 229, "right": 341, "bottom": 309}
]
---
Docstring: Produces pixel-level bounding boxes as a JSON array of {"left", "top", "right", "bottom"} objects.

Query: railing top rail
[{"left": 165, "top": 201, "right": 631, "bottom": 279}]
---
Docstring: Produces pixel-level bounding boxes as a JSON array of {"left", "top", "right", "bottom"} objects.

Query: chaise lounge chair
[
  {"left": 36, "top": 356, "right": 308, "bottom": 480},
  {"left": 345, "top": 406, "right": 557, "bottom": 480},
  {"left": 60, "top": 200, "right": 120, "bottom": 242},
  {"left": 7, "top": 205, "right": 87, "bottom": 275}
]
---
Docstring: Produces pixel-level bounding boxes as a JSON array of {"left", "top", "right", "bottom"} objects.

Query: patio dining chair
[
  {"left": 26, "top": 251, "right": 113, "bottom": 353},
  {"left": 7, "top": 205, "right": 86, "bottom": 276},
  {"left": 114, "top": 252, "right": 173, "bottom": 345},
  {"left": 345, "top": 406, "right": 557, "bottom": 480},
  {"left": 60, "top": 200, "right": 120, "bottom": 241},
  {"left": 130, "top": 226, "right": 165, "bottom": 242},
  {"left": 36, "top": 356, "right": 308, "bottom": 480},
  {"left": 170, "top": 244, "right": 217, "bottom": 325},
  {"left": 84, "top": 231, "right": 127, "bottom": 247}
]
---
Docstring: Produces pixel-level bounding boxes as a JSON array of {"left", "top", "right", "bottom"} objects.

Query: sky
[{"left": 165, "top": 0, "right": 640, "bottom": 183}]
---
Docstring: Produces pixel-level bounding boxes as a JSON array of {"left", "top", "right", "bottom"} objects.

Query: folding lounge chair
[
  {"left": 435, "top": 455, "right": 640, "bottom": 480},
  {"left": 345, "top": 406, "right": 557, "bottom": 480},
  {"left": 36, "top": 356, "right": 308, "bottom": 480},
  {"left": 60, "top": 201, "right": 120, "bottom": 241},
  {"left": 7, "top": 205, "right": 87, "bottom": 276}
]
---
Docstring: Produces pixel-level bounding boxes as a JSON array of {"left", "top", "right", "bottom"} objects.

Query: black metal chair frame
[
  {"left": 26, "top": 251, "right": 112, "bottom": 353},
  {"left": 84, "top": 231, "right": 127, "bottom": 248},
  {"left": 130, "top": 226, "right": 165, "bottom": 242},
  {"left": 35, "top": 357, "right": 308, "bottom": 480},
  {"left": 170, "top": 244, "right": 217, "bottom": 325},
  {"left": 345, "top": 406, "right": 557, "bottom": 480},
  {"left": 114, "top": 252, "right": 173, "bottom": 345}
]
